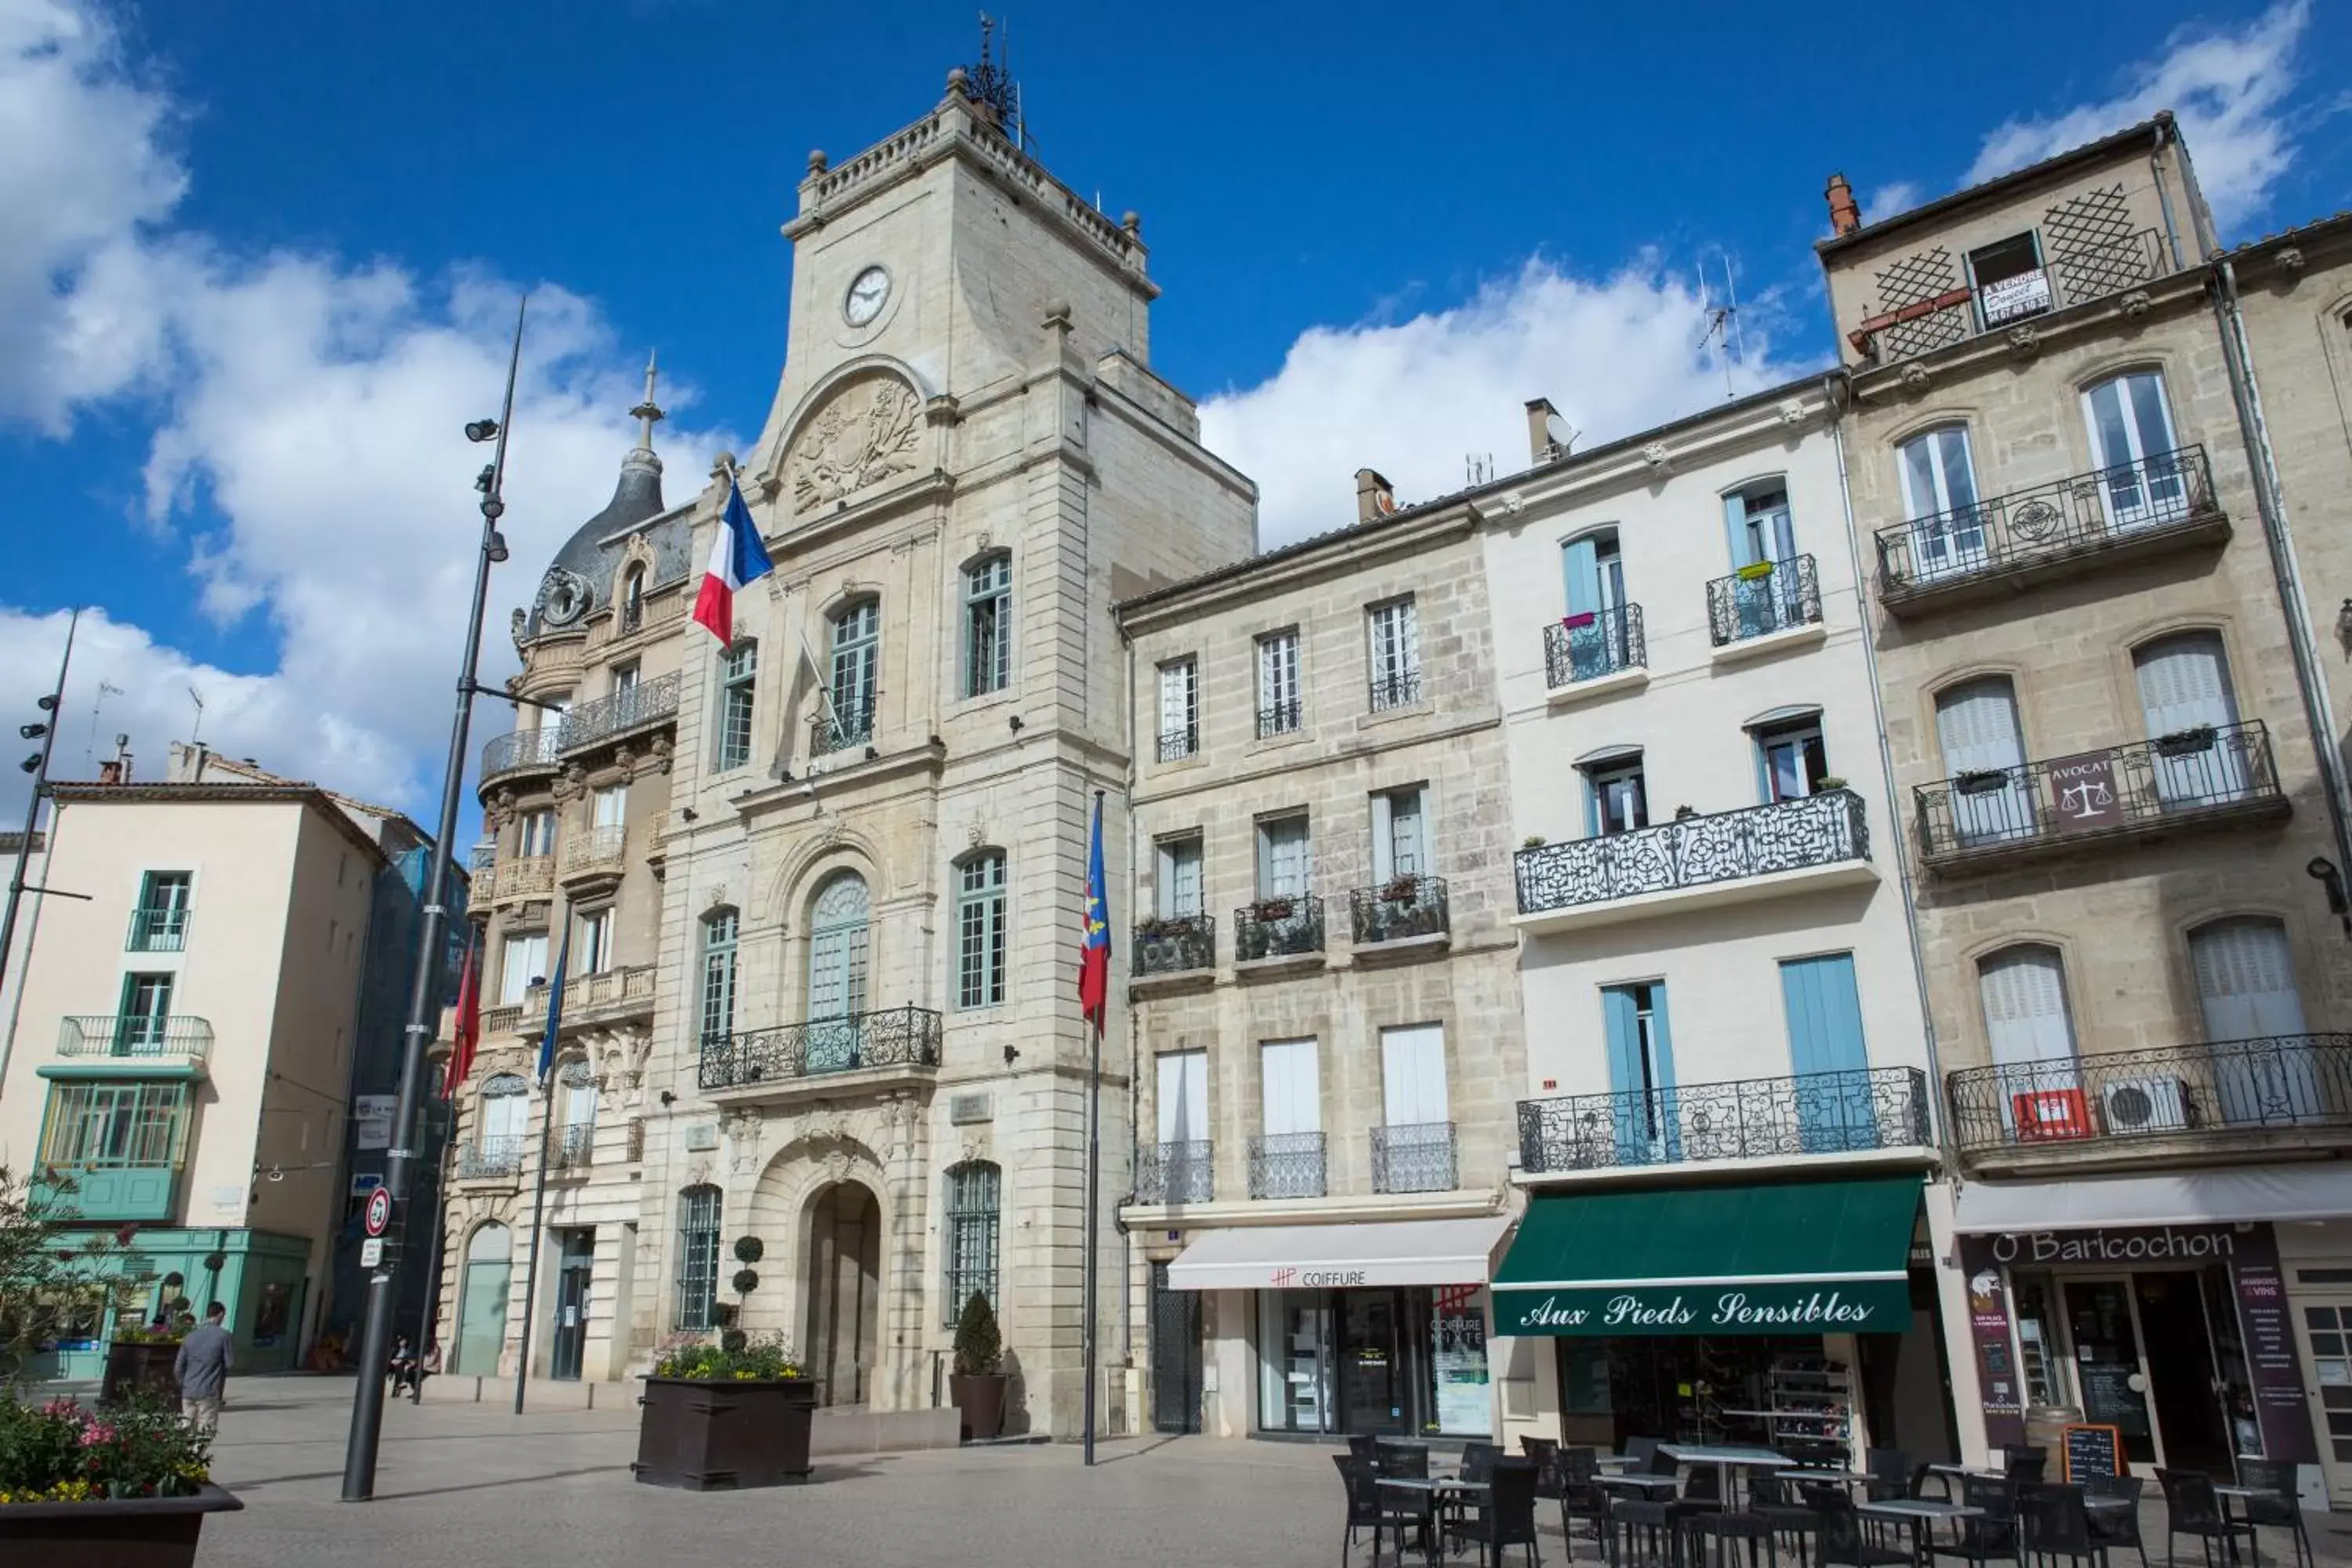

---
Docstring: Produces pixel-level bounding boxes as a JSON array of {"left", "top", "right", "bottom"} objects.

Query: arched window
[
  {"left": 1933, "top": 677, "right": 2031, "bottom": 844},
  {"left": 944, "top": 1161, "right": 1001, "bottom": 1324},
  {"left": 716, "top": 640, "right": 758, "bottom": 771},
  {"left": 2133, "top": 631, "right": 2248, "bottom": 805},
  {"left": 699, "top": 908, "right": 739, "bottom": 1048},
  {"left": 1975, "top": 945, "right": 2083, "bottom": 1142},
  {"left": 2082, "top": 370, "right": 2185, "bottom": 528},
  {"left": 820, "top": 601, "right": 879, "bottom": 752},
  {"left": 1893, "top": 425, "right": 1984, "bottom": 579},
  {"left": 674, "top": 1185, "right": 722, "bottom": 1331},
  {"left": 619, "top": 564, "right": 647, "bottom": 633},
  {"left": 555, "top": 1058, "right": 597, "bottom": 1170},
  {"left": 808, "top": 873, "right": 871, "bottom": 1021},
  {"left": 955, "top": 852, "right": 1007, "bottom": 1009},
  {"left": 963, "top": 555, "right": 1011, "bottom": 698},
  {"left": 455, "top": 1221, "right": 512, "bottom": 1374}
]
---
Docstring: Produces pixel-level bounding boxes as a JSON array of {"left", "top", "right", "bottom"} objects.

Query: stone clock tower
[{"left": 628, "top": 67, "right": 1258, "bottom": 1437}]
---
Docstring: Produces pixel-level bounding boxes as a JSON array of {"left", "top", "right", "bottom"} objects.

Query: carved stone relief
[{"left": 788, "top": 376, "right": 924, "bottom": 512}]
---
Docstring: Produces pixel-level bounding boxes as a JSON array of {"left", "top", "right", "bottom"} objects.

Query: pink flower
[{"left": 78, "top": 1422, "right": 117, "bottom": 1446}]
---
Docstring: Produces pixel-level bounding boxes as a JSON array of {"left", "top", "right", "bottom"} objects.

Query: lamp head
[
  {"left": 19, "top": 722, "right": 45, "bottom": 740},
  {"left": 465, "top": 418, "right": 500, "bottom": 444},
  {"left": 34, "top": 695, "right": 56, "bottom": 713},
  {"left": 487, "top": 531, "right": 510, "bottom": 563},
  {"left": 19, "top": 753, "right": 40, "bottom": 774}
]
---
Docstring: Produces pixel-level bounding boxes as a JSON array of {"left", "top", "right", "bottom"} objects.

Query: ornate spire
[{"left": 626, "top": 350, "right": 664, "bottom": 474}]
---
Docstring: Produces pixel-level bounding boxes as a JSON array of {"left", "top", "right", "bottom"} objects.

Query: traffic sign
[
  {"left": 360, "top": 1237, "right": 384, "bottom": 1269},
  {"left": 364, "top": 1186, "right": 393, "bottom": 1237}
]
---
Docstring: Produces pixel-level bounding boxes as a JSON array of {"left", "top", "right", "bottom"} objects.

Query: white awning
[
  {"left": 1166, "top": 1215, "right": 1512, "bottom": 1292},
  {"left": 1953, "top": 1165, "right": 2351, "bottom": 1234}
]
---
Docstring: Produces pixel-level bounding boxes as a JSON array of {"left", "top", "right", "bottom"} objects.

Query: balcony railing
[
  {"left": 491, "top": 854, "right": 554, "bottom": 903},
  {"left": 1371, "top": 1122, "right": 1458, "bottom": 1193},
  {"left": 1134, "top": 914, "right": 1215, "bottom": 977},
  {"left": 1156, "top": 725, "right": 1198, "bottom": 763},
  {"left": 1544, "top": 605, "right": 1646, "bottom": 688},
  {"left": 564, "top": 824, "right": 628, "bottom": 877},
  {"left": 1876, "top": 447, "right": 2220, "bottom": 602},
  {"left": 1369, "top": 670, "right": 1423, "bottom": 712},
  {"left": 1517, "top": 1066, "right": 1933, "bottom": 1174},
  {"left": 809, "top": 699, "right": 878, "bottom": 758},
  {"left": 58, "top": 1015, "right": 212, "bottom": 1067},
  {"left": 1946, "top": 1036, "right": 2352, "bottom": 1160},
  {"left": 1247, "top": 1131, "right": 1327, "bottom": 1200},
  {"left": 1236, "top": 895, "right": 1325, "bottom": 962},
  {"left": 1855, "top": 230, "right": 2167, "bottom": 361},
  {"left": 1348, "top": 875, "right": 1450, "bottom": 946},
  {"left": 1136, "top": 1139, "right": 1214, "bottom": 1204},
  {"left": 1515, "top": 789, "right": 1868, "bottom": 916},
  {"left": 469, "top": 841, "right": 498, "bottom": 875},
  {"left": 125, "top": 905, "right": 190, "bottom": 953},
  {"left": 697, "top": 1005, "right": 942, "bottom": 1091},
  {"left": 1915, "top": 721, "right": 2282, "bottom": 866},
  {"left": 1256, "top": 699, "right": 1302, "bottom": 739},
  {"left": 547, "top": 1123, "right": 595, "bottom": 1172},
  {"left": 560, "top": 670, "right": 680, "bottom": 753},
  {"left": 457, "top": 1135, "right": 525, "bottom": 1179},
  {"left": 1705, "top": 555, "right": 1823, "bottom": 647},
  {"left": 481, "top": 727, "right": 562, "bottom": 781}
]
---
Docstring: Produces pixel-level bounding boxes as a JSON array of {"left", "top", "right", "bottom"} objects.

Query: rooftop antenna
[
  {"left": 85, "top": 680, "right": 125, "bottom": 769},
  {"left": 1697, "top": 249, "right": 1745, "bottom": 400},
  {"left": 187, "top": 686, "right": 205, "bottom": 744},
  {"left": 970, "top": 13, "right": 1026, "bottom": 153},
  {"left": 1465, "top": 453, "right": 1494, "bottom": 485}
]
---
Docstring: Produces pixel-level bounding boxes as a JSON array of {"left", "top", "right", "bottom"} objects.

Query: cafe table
[
  {"left": 1659, "top": 1444, "right": 1793, "bottom": 1508},
  {"left": 1857, "top": 1498, "right": 1983, "bottom": 1568}
]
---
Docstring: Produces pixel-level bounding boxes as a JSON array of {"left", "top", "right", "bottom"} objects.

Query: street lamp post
[
  {"left": 341, "top": 299, "right": 526, "bottom": 1501},
  {"left": 0, "top": 608, "right": 78, "bottom": 996}
]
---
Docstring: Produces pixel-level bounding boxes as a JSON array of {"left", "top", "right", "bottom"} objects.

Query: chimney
[
  {"left": 1354, "top": 467, "right": 1396, "bottom": 524},
  {"left": 97, "top": 759, "right": 123, "bottom": 786},
  {"left": 1825, "top": 173, "right": 1862, "bottom": 238},
  {"left": 1526, "top": 397, "right": 1561, "bottom": 463}
]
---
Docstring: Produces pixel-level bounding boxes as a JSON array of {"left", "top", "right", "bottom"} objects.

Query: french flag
[{"left": 692, "top": 478, "right": 774, "bottom": 644}]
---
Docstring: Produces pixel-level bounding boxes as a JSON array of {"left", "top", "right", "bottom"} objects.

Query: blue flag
[{"left": 536, "top": 922, "right": 572, "bottom": 1082}]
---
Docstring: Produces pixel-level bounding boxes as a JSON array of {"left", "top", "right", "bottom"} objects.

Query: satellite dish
[{"left": 1544, "top": 413, "right": 1579, "bottom": 453}]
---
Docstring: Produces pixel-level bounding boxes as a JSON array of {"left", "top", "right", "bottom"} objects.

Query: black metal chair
[
  {"left": 1445, "top": 1443, "right": 1508, "bottom": 1552},
  {"left": 1610, "top": 1496, "right": 1684, "bottom": 1568},
  {"left": 2002, "top": 1448, "right": 2049, "bottom": 1484},
  {"left": 1338, "top": 1453, "right": 1416, "bottom": 1568},
  {"left": 1808, "top": 1490, "right": 1910, "bottom": 1568},
  {"left": 2020, "top": 1483, "right": 2108, "bottom": 1568},
  {"left": 1865, "top": 1450, "right": 1916, "bottom": 1504},
  {"left": 2234, "top": 1459, "right": 2312, "bottom": 1568},
  {"left": 1381, "top": 1441, "right": 1433, "bottom": 1479},
  {"left": 1651, "top": 1447, "right": 1686, "bottom": 1477},
  {"left": 2154, "top": 1470, "right": 2255, "bottom": 1568},
  {"left": 1461, "top": 1457, "right": 1545, "bottom": 1568},
  {"left": 1625, "top": 1437, "right": 1663, "bottom": 1471},
  {"left": 1746, "top": 1475, "right": 1820, "bottom": 1568},
  {"left": 1691, "top": 1509, "right": 1781, "bottom": 1568},
  {"left": 1351, "top": 1432, "right": 1382, "bottom": 1463},
  {"left": 1685, "top": 1467, "right": 1726, "bottom": 1510},
  {"left": 1523, "top": 1436, "right": 1562, "bottom": 1465},
  {"left": 1560, "top": 1450, "right": 1613, "bottom": 1562},
  {"left": 2082, "top": 1475, "right": 2147, "bottom": 1568},
  {"left": 1936, "top": 1473, "right": 2020, "bottom": 1568}
]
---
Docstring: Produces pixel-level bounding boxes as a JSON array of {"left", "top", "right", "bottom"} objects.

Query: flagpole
[
  {"left": 514, "top": 1069, "right": 555, "bottom": 1414},
  {"left": 1082, "top": 789, "right": 1104, "bottom": 1467}
]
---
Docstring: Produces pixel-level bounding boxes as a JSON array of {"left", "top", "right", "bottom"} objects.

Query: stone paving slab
[{"left": 178, "top": 1377, "right": 2352, "bottom": 1568}]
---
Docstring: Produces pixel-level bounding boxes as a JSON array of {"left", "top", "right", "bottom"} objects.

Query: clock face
[{"left": 844, "top": 265, "right": 891, "bottom": 328}]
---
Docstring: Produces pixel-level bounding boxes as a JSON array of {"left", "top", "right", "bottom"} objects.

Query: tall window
[
  {"left": 716, "top": 640, "right": 758, "bottom": 771},
  {"left": 1370, "top": 787, "right": 1425, "bottom": 880},
  {"left": 591, "top": 783, "right": 627, "bottom": 835},
  {"left": 619, "top": 565, "right": 646, "bottom": 633},
  {"left": 1367, "top": 598, "right": 1421, "bottom": 710},
  {"left": 1755, "top": 715, "right": 1830, "bottom": 801},
  {"left": 517, "top": 808, "right": 556, "bottom": 858},
  {"left": 2134, "top": 631, "right": 2247, "bottom": 805},
  {"left": 499, "top": 931, "right": 549, "bottom": 1005},
  {"left": 699, "top": 909, "right": 739, "bottom": 1044},
  {"left": 1934, "top": 677, "right": 2031, "bottom": 843},
  {"left": 1157, "top": 658, "right": 1199, "bottom": 761},
  {"left": 944, "top": 1162, "right": 1001, "bottom": 1323},
  {"left": 39, "top": 1081, "right": 188, "bottom": 1170},
  {"left": 1601, "top": 982, "right": 1675, "bottom": 1160},
  {"left": 963, "top": 556, "right": 1011, "bottom": 698},
  {"left": 116, "top": 974, "right": 173, "bottom": 1052},
  {"left": 1256, "top": 630, "right": 1301, "bottom": 738},
  {"left": 611, "top": 660, "right": 641, "bottom": 696},
  {"left": 557, "top": 1058, "right": 597, "bottom": 1167},
  {"left": 1584, "top": 753, "right": 1647, "bottom": 837},
  {"left": 577, "top": 906, "right": 615, "bottom": 975},
  {"left": 1977, "top": 945, "right": 2084, "bottom": 1138},
  {"left": 2084, "top": 371, "right": 2186, "bottom": 528},
  {"left": 1156, "top": 834, "right": 1203, "bottom": 919},
  {"left": 1255, "top": 814, "right": 1311, "bottom": 897},
  {"left": 476, "top": 1073, "right": 528, "bottom": 1171},
  {"left": 675, "top": 1185, "right": 722, "bottom": 1330},
  {"left": 808, "top": 874, "right": 871, "bottom": 1021},
  {"left": 956, "top": 853, "right": 1007, "bottom": 1009},
  {"left": 1896, "top": 425, "right": 1984, "bottom": 579},
  {"left": 128, "top": 871, "right": 192, "bottom": 952},
  {"left": 828, "top": 601, "right": 880, "bottom": 745}
]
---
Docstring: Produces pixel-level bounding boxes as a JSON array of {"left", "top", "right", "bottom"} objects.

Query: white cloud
[
  {"left": 1200, "top": 257, "right": 1809, "bottom": 550},
  {"left": 1965, "top": 0, "right": 2309, "bottom": 235},
  {"left": 1863, "top": 183, "right": 1922, "bottom": 224}
]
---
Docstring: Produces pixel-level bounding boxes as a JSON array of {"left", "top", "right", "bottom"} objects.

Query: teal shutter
[
  {"left": 1780, "top": 954, "right": 1870, "bottom": 1152},
  {"left": 1723, "top": 492, "right": 1755, "bottom": 567},
  {"left": 1649, "top": 984, "right": 1680, "bottom": 1161},
  {"left": 1602, "top": 987, "right": 1646, "bottom": 1163},
  {"left": 1564, "top": 537, "right": 1601, "bottom": 615}
]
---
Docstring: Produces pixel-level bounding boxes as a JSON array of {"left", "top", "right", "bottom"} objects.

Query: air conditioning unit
[{"left": 2100, "top": 1077, "right": 2191, "bottom": 1135}]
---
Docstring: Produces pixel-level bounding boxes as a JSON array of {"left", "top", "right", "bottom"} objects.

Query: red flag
[
  {"left": 1077, "top": 797, "right": 1109, "bottom": 1028},
  {"left": 442, "top": 934, "right": 481, "bottom": 1098}
]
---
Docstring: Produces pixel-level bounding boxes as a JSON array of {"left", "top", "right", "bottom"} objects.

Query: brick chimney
[
  {"left": 1355, "top": 468, "right": 1396, "bottom": 524},
  {"left": 1825, "top": 173, "right": 1861, "bottom": 238},
  {"left": 1526, "top": 397, "right": 1563, "bottom": 463}
]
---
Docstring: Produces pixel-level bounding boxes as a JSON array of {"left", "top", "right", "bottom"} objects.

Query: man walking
[{"left": 173, "top": 1301, "right": 234, "bottom": 1433}]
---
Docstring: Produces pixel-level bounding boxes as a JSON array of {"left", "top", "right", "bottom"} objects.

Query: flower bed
[{"left": 0, "top": 1396, "right": 238, "bottom": 1567}]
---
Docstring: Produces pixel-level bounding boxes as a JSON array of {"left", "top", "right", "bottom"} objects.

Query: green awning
[{"left": 1493, "top": 1175, "right": 1922, "bottom": 1337}]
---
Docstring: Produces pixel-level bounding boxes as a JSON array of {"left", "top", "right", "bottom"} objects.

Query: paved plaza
[{"left": 176, "top": 1377, "right": 2352, "bottom": 1567}]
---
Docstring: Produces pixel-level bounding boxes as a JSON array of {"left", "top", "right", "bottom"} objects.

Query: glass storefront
[
  {"left": 1257, "top": 1284, "right": 1491, "bottom": 1437},
  {"left": 1555, "top": 1334, "right": 1838, "bottom": 1454}
]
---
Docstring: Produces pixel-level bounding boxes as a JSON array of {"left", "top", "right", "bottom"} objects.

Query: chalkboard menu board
[{"left": 2063, "top": 1423, "right": 2123, "bottom": 1481}]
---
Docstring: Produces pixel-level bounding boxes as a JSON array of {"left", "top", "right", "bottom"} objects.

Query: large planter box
[
  {"left": 0, "top": 1483, "right": 241, "bottom": 1568},
  {"left": 949, "top": 1373, "right": 1007, "bottom": 1441},
  {"left": 100, "top": 1342, "right": 183, "bottom": 1407},
  {"left": 632, "top": 1376, "right": 818, "bottom": 1490}
]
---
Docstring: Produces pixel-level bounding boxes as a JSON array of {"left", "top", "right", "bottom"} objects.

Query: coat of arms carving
[{"left": 788, "top": 377, "right": 923, "bottom": 512}]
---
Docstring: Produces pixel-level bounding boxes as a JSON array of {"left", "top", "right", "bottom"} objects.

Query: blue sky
[{"left": 1, "top": 0, "right": 2343, "bottom": 823}]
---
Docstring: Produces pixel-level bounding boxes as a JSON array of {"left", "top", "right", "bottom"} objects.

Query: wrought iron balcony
[
  {"left": 1133, "top": 914, "right": 1215, "bottom": 978},
  {"left": 1853, "top": 229, "right": 2166, "bottom": 362},
  {"left": 1256, "top": 699, "right": 1302, "bottom": 739},
  {"left": 1515, "top": 789, "right": 1868, "bottom": 920},
  {"left": 1544, "top": 605, "right": 1646, "bottom": 688},
  {"left": 559, "top": 670, "right": 679, "bottom": 753},
  {"left": 1517, "top": 1066, "right": 1932, "bottom": 1174},
  {"left": 547, "top": 1123, "right": 595, "bottom": 1172},
  {"left": 125, "top": 903, "right": 190, "bottom": 953},
  {"left": 1348, "top": 875, "right": 1450, "bottom": 946},
  {"left": 1248, "top": 1131, "right": 1327, "bottom": 1200},
  {"left": 1369, "top": 670, "right": 1423, "bottom": 713},
  {"left": 1875, "top": 447, "right": 2223, "bottom": 610},
  {"left": 1371, "top": 1122, "right": 1458, "bottom": 1193},
  {"left": 1945, "top": 1036, "right": 2352, "bottom": 1165},
  {"left": 489, "top": 854, "right": 554, "bottom": 904},
  {"left": 457, "top": 1135, "right": 525, "bottom": 1179},
  {"left": 1136, "top": 1139, "right": 1214, "bottom": 1204},
  {"left": 58, "top": 1014, "right": 212, "bottom": 1068},
  {"left": 809, "top": 699, "right": 878, "bottom": 758},
  {"left": 1705, "top": 555, "right": 1823, "bottom": 647},
  {"left": 481, "top": 726, "right": 562, "bottom": 782},
  {"left": 1156, "top": 724, "right": 1198, "bottom": 763},
  {"left": 1915, "top": 721, "right": 2284, "bottom": 869},
  {"left": 1236, "top": 895, "right": 1325, "bottom": 963},
  {"left": 697, "top": 1005, "right": 942, "bottom": 1091}
]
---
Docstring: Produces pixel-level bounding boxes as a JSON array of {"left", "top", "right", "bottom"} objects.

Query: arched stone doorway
[{"left": 804, "top": 1181, "right": 881, "bottom": 1406}]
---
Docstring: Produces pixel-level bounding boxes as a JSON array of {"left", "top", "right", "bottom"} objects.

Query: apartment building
[
  {"left": 1818, "top": 115, "right": 2347, "bottom": 1493},
  {"left": 1114, "top": 474, "right": 1524, "bottom": 1441}
]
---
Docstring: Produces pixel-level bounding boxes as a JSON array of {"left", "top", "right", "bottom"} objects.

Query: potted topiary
[
  {"left": 0, "top": 1394, "right": 240, "bottom": 1566},
  {"left": 632, "top": 1330, "right": 815, "bottom": 1491},
  {"left": 948, "top": 1290, "right": 1006, "bottom": 1443}
]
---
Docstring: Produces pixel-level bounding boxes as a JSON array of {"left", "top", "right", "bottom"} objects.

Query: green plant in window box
[
  {"left": 1379, "top": 874, "right": 1421, "bottom": 905},
  {"left": 1249, "top": 897, "right": 1295, "bottom": 922},
  {"left": 1734, "top": 561, "right": 1776, "bottom": 582},
  {"left": 1813, "top": 776, "right": 1848, "bottom": 791}
]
